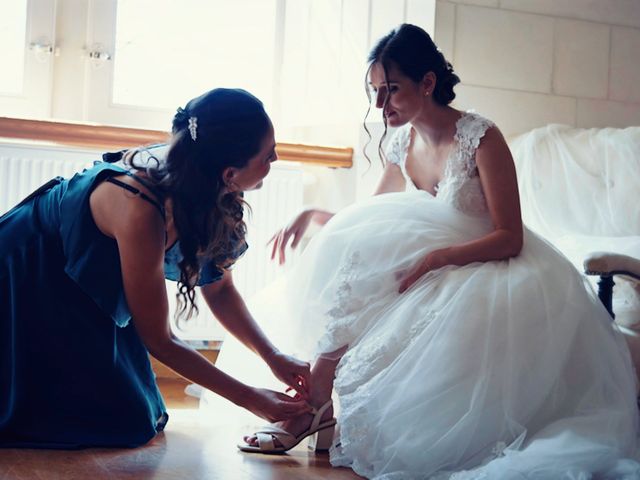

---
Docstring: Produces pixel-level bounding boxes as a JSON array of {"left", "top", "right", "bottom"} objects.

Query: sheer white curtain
[
  {"left": 510, "top": 125, "right": 640, "bottom": 324},
  {"left": 277, "top": 0, "right": 370, "bottom": 146}
]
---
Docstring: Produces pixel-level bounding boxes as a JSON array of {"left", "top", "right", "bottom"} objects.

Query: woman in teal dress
[{"left": 0, "top": 88, "right": 312, "bottom": 448}]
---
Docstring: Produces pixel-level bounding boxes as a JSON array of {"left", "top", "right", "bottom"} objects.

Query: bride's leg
[{"left": 244, "top": 346, "right": 347, "bottom": 447}]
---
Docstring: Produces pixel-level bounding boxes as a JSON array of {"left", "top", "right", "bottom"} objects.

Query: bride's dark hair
[
  {"left": 363, "top": 23, "right": 461, "bottom": 163},
  {"left": 127, "top": 88, "right": 270, "bottom": 319}
]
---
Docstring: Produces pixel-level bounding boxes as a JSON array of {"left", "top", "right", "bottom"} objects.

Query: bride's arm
[
  {"left": 399, "top": 127, "right": 523, "bottom": 293},
  {"left": 373, "top": 162, "right": 406, "bottom": 195},
  {"left": 270, "top": 162, "right": 406, "bottom": 264},
  {"left": 268, "top": 208, "right": 334, "bottom": 264}
]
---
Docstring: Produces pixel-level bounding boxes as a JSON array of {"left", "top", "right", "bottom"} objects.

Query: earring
[{"left": 425, "top": 91, "right": 430, "bottom": 97}]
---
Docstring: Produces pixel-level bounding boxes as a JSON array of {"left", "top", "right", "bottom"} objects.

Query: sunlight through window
[
  {"left": 113, "top": 0, "right": 277, "bottom": 111},
  {"left": 0, "top": 0, "right": 28, "bottom": 94}
]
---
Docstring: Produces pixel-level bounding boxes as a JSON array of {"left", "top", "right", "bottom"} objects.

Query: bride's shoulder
[
  {"left": 391, "top": 123, "right": 413, "bottom": 141},
  {"left": 456, "top": 110, "right": 503, "bottom": 149},
  {"left": 384, "top": 124, "right": 413, "bottom": 165},
  {"left": 458, "top": 110, "right": 495, "bottom": 132}
]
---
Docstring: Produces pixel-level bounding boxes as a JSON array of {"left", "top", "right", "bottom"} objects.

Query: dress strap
[
  {"left": 125, "top": 172, "right": 163, "bottom": 198},
  {"left": 101, "top": 146, "right": 167, "bottom": 201},
  {"left": 105, "top": 177, "right": 166, "bottom": 219},
  {"left": 454, "top": 112, "right": 495, "bottom": 174},
  {"left": 384, "top": 124, "right": 412, "bottom": 166}
]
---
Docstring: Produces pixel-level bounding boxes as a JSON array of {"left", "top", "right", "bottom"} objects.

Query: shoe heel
[{"left": 308, "top": 425, "right": 335, "bottom": 452}]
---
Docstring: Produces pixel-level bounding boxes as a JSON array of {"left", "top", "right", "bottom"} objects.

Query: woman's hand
[
  {"left": 268, "top": 209, "right": 315, "bottom": 265},
  {"left": 265, "top": 350, "right": 311, "bottom": 399},
  {"left": 398, "top": 248, "right": 449, "bottom": 293},
  {"left": 244, "top": 387, "right": 313, "bottom": 423}
]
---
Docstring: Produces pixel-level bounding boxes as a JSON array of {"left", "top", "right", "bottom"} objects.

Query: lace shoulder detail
[
  {"left": 437, "top": 111, "right": 495, "bottom": 216},
  {"left": 384, "top": 124, "right": 412, "bottom": 166},
  {"left": 453, "top": 111, "right": 494, "bottom": 173}
]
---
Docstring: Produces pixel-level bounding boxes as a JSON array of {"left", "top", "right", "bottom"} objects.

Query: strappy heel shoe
[{"left": 237, "top": 400, "right": 336, "bottom": 454}]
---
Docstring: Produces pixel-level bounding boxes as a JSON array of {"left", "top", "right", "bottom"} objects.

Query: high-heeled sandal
[{"left": 237, "top": 400, "right": 336, "bottom": 454}]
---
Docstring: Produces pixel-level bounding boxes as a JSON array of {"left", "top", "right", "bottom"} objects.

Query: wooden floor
[{"left": 0, "top": 378, "right": 362, "bottom": 480}]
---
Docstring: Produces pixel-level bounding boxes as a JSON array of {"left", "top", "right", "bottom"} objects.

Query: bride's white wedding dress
[{"left": 202, "top": 112, "right": 640, "bottom": 479}]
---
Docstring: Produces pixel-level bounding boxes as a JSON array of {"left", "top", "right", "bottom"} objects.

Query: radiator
[
  {"left": 0, "top": 144, "right": 95, "bottom": 215},
  {"left": 0, "top": 142, "right": 304, "bottom": 341}
]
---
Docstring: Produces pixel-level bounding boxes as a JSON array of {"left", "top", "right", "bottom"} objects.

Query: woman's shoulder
[
  {"left": 89, "top": 166, "right": 167, "bottom": 254},
  {"left": 385, "top": 124, "right": 412, "bottom": 165},
  {"left": 458, "top": 110, "right": 495, "bottom": 133},
  {"left": 455, "top": 110, "right": 500, "bottom": 152}
]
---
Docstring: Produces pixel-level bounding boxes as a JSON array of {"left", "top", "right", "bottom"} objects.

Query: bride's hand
[
  {"left": 268, "top": 209, "right": 315, "bottom": 265},
  {"left": 265, "top": 350, "right": 312, "bottom": 399},
  {"left": 398, "top": 249, "right": 449, "bottom": 293},
  {"left": 244, "top": 387, "right": 313, "bottom": 423}
]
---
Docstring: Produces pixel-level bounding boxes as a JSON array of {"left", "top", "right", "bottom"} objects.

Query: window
[
  {"left": 0, "top": 0, "right": 56, "bottom": 118},
  {"left": 0, "top": 0, "right": 434, "bottom": 145},
  {"left": 0, "top": 0, "right": 28, "bottom": 95},
  {"left": 86, "top": 0, "right": 373, "bottom": 144},
  {"left": 112, "top": 0, "right": 278, "bottom": 111}
]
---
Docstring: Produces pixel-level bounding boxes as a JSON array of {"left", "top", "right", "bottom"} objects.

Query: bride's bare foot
[{"left": 242, "top": 393, "right": 334, "bottom": 448}]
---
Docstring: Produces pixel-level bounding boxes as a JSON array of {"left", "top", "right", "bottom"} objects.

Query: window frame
[{"left": 0, "top": 0, "right": 56, "bottom": 119}]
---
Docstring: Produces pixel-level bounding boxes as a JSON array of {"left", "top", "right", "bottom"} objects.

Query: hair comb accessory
[{"left": 188, "top": 116, "right": 198, "bottom": 141}]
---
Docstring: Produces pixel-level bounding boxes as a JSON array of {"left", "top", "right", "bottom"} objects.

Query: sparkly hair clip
[{"left": 188, "top": 116, "right": 198, "bottom": 141}]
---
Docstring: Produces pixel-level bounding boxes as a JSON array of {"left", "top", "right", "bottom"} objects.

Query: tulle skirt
[{"left": 202, "top": 190, "right": 640, "bottom": 479}]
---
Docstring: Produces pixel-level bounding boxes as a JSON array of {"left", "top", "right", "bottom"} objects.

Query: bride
[{"left": 217, "top": 24, "right": 639, "bottom": 478}]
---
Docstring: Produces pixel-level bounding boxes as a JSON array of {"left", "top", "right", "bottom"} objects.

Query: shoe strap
[
  {"left": 256, "top": 432, "right": 276, "bottom": 451},
  {"left": 309, "top": 400, "right": 333, "bottom": 432},
  {"left": 254, "top": 425, "right": 295, "bottom": 438}
]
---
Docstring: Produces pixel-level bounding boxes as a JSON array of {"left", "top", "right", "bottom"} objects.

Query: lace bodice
[{"left": 386, "top": 111, "right": 494, "bottom": 216}]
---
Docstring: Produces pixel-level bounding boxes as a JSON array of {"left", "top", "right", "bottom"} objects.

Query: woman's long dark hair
[
  {"left": 363, "top": 23, "right": 461, "bottom": 164},
  {"left": 127, "top": 88, "right": 270, "bottom": 320}
]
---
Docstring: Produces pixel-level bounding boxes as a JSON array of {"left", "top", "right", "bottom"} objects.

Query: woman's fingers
[
  {"left": 287, "top": 374, "right": 310, "bottom": 399},
  {"left": 299, "top": 363, "right": 311, "bottom": 390},
  {"left": 269, "top": 230, "right": 281, "bottom": 260},
  {"left": 398, "top": 265, "right": 436, "bottom": 293},
  {"left": 290, "top": 229, "right": 303, "bottom": 249},
  {"left": 398, "top": 269, "right": 422, "bottom": 293},
  {"left": 278, "top": 230, "right": 293, "bottom": 265},
  {"left": 269, "top": 223, "right": 306, "bottom": 264},
  {"left": 269, "top": 228, "right": 293, "bottom": 264},
  {"left": 275, "top": 393, "right": 313, "bottom": 418}
]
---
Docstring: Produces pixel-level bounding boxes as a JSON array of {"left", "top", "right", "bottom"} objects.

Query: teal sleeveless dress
[{"left": 0, "top": 158, "right": 244, "bottom": 449}]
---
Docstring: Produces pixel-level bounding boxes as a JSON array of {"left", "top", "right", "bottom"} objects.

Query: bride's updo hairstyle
[
  {"left": 130, "top": 88, "right": 271, "bottom": 319},
  {"left": 364, "top": 24, "right": 460, "bottom": 164},
  {"left": 369, "top": 23, "right": 460, "bottom": 106}
]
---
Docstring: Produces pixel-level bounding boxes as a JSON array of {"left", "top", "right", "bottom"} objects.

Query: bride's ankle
[
  {"left": 308, "top": 394, "right": 333, "bottom": 420},
  {"left": 308, "top": 387, "right": 332, "bottom": 406}
]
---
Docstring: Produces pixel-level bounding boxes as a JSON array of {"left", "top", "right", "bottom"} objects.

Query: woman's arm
[
  {"left": 399, "top": 127, "right": 523, "bottom": 292},
  {"left": 268, "top": 208, "right": 334, "bottom": 264},
  {"left": 200, "top": 272, "right": 311, "bottom": 396},
  {"left": 96, "top": 192, "right": 310, "bottom": 421},
  {"left": 270, "top": 162, "right": 405, "bottom": 264},
  {"left": 200, "top": 271, "right": 278, "bottom": 361},
  {"left": 373, "top": 162, "right": 406, "bottom": 195}
]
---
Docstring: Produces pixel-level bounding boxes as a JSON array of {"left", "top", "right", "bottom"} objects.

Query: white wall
[{"left": 435, "top": 0, "right": 640, "bottom": 137}]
